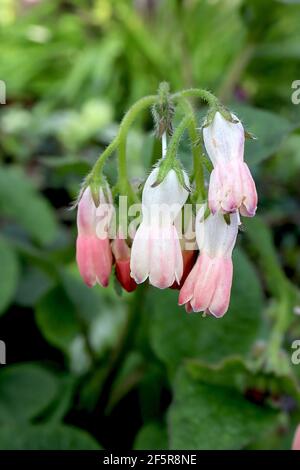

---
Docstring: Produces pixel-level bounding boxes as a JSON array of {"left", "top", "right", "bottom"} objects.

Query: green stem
[
  {"left": 165, "top": 114, "right": 191, "bottom": 165},
  {"left": 89, "top": 95, "right": 157, "bottom": 193},
  {"left": 265, "top": 293, "right": 291, "bottom": 375},
  {"left": 117, "top": 95, "right": 157, "bottom": 197},
  {"left": 178, "top": 97, "right": 205, "bottom": 201},
  {"left": 172, "top": 88, "right": 219, "bottom": 108},
  {"left": 90, "top": 139, "right": 119, "bottom": 183}
]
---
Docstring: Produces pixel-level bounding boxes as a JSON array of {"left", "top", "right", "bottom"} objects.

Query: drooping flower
[
  {"left": 130, "top": 167, "right": 190, "bottom": 289},
  {"left": 203, "top": 111, "right": 257, "bottom": 217},
  {"left": 112, "top": 236, "right": 137, "bottom": 292},
  {"left": 292, "top": 424, "right": 300, "bottom": 450},
  {"left": 76, "top": 184, "right": 113, "bottom": 287},
  {"left": 179, "top": 207, "right": 239, "bottom": 317}
]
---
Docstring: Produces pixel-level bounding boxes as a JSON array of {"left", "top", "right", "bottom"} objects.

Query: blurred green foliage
[{"left": 0, "top": 0, "right": 300, "bottom": 450}]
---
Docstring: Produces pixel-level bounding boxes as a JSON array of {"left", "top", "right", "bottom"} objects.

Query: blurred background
[{"left": 0, "top": 0, "right": 300, "bottom": 450}]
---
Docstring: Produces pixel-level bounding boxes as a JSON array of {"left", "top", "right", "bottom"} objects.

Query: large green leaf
[
  {"left": 232, "top": 104, "right": 295, "bottom": 165},
  {"left": 149, "top": 248, "right": 264, "bottom": 375},
  {"left": 0, "top": 424, "right": 101, "bottom": 450},
  {"left": 35, "top": 272, "right": 126, "bottom": 362},
  {"left": 0, "top": 363, "right": 59, "bottom": 423},
  {"left": 186, "top": 356, "right": 300, "bottom": 404},
  {"left": 35, "top": 285, "right": 80, "bottom": 351},
  {"left": 0, "top": 236, "right": 19, "bottom": 316},
  {"left": 0, "top": 166, "right": 58, "bottom": 245},
  {"left": 15, "top": 265, "right": 54, "bottom": 308},
  {"left": 168, "top": 366, "right": 279, "bottom": 450}
]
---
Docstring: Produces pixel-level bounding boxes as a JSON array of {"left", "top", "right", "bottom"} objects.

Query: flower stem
[
  {"left": 117, "top": 95, "right": 157, "bottom": 196},
  {"left": 178, "top": 97, "right": 205, "bottom": 202},
  {"left": 172, "top": 88, "right": 219, "bottom": 108},
  {"left": 165, "top": 114, "right": 191, "bottom": 165},
  {"left": 162, "top": 132, "right": 167, "bottom": 159},
  {"left": 89, "top": 95, "right": 157, "bottom": 194}
]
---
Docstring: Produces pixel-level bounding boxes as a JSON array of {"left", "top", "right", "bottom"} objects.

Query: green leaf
[
  {"left": 232, "top": 104, "right": 295, "bottom": 165},
  {"left": 134, "top": 422, "right": 168, "bottom": 450},
  {"left": 168, "top": 366, "right": 279, "bottom": 450},
  {"left": 243, "top": 216, "right": 290, "bottom": 295},
  {"left": 39, "top": 375, "right": 77, "bottom": 423},
  {"left": 149, "top": 248, "right": 264, "bottom": 375},
  {"left": 0, "top": 236, "right": 19, "bottom": 316},
  {"left": 15, "top": 265, "right": 54, "bottom": 307},
  {"left": 186, "top": 356, "right": 300, "bottom": 404},
  {"left": 0, "top": 424, "right": 101, "bottom": 450},
  {"left": 40, "top": 155, "right": 91, "bottom": 177},
  {"left": 0, "top": 363, "right": 59, "bottom": 423},
  {"left": 0, "top": 166, "right": 58, "bottom": 245},
  {"left": 35, "top": 285, "right": 80, "bottom": 351}
]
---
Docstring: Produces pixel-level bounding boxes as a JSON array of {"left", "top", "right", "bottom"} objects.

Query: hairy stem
[
  {"left": 178, "top": 98, "right": 205, "bottom": 201},
  {"left": 172, "top": 88, "right": 218, "bottom": 108},
  {"left": 165, "top": 114, "right": 192, "bottom": 165},
  {"left": 90, "top": 95, "right": 157, "bottom": 192}
]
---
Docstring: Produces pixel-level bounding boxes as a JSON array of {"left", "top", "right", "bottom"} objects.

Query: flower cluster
[{"left": 75, "top": 86, "right": 257, "bottom": 318}]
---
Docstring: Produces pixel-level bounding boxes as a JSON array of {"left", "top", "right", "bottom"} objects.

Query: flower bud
[
  {"left": 76, "top": 184, "right": 113, "bottom": 287},
  {"left": 112, "top": 236, "right": 137, "bottom": 293},
  {"left": 203, "top": 111, "right": 257, "bottom": 217}
]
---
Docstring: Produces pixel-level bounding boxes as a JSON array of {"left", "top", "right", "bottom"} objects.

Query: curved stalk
[
  {"left": 172, "top": 88, "right": 218, "bottom": 108},
  {"left": 89, "top": 95, "right": 157, "bottom": 194},
  {"left": 178, "top": 97, "right": 205, "bottom": 202}
]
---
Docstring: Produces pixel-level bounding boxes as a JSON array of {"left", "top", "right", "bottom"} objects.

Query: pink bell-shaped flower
[
  {"left": 179, "top": 207, "right": 239, "bottom": 317},
  {"left": 130, "top": 167, "right": 190, "bottom": 289},
  {"left": 76, "top": 184, "right": 113, "bottom": 288},
  {"left": 203, "top": 111, "right": 257, "bottom": 217}
]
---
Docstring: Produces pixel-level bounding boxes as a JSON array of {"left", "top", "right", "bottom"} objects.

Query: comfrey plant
[{"left": 75, "top": 83, "right": 257, "bottom": 318}]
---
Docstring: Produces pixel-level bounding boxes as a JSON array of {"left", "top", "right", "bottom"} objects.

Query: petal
[
  {"left": 208, "top": 167, "right": 221, "bottom": 214},
  {"left": 292, "top": 424, "right": 300, "bottom": 450},
  {"left": 240, "top": 162, "right": 258, "bottom": 217},
  {"left": 219, "top": 161, "right": 242, "bottom": 213},
  {"left": 142, "top": 168, "right": 189, "bottom": 217},
  {"left": 130, "top": 223, "right": 151, "bottom": 284},
  {"left": 190, "top": 254, "right": 219, "bottom": 312},
  {"left": 115, "top": 259, "right": 137, "bottom": 292},
  {"left": 178, "top": 256, "right": 200, "bottom": 305},
  {"left": 92, "top": 236, "right": 113, "bottom": 287},
  {"left": 149, "top": 225, "right": 179, "bottom": 289},
  {"left": 173, "top": 226, "right": 184, "bottom": 284},
  {"left": 111, "top": 237, "right": 131, "bottom": 261},
  {"left": 76, "top": 235, "right": 96, "bottom": 287},
  {"left": 185, "top": 301, "right": 193, "bottom": 313},
  {"left": 208, "top": 258, "right": 233, "bottom": 317},
  {"left": 196, "top": 210, "right": 239, "bottom": 258},
  {"left": 203, "top": 112, "right": 245, "bottom": 166},
  {"left": 77, "top": 187, "right": 96, "bottom": 236}
]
